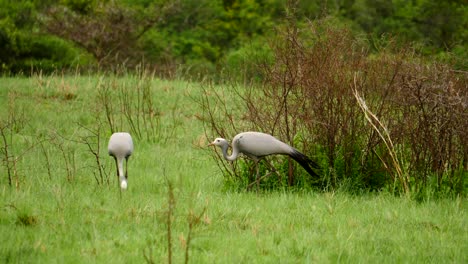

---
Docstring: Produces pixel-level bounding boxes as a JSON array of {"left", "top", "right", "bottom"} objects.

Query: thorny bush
[{"left": 201, "top": 18, "right": 467, "bottom": 196}]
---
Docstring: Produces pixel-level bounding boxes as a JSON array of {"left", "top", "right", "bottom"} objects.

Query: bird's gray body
[
  {"left": 232, "top": 132, "right": 292, "bottom": 159},
  {"left": 108, "top": 132, "right": 134, "bottom": 159},
  {"left": 108, "top": 132, "right": 134, "bottom": 190},
  {"left": 209, "top": 131, "right": 318, "bottom": 179}
]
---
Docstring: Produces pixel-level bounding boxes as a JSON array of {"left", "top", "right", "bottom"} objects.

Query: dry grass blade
[{"left": 352, "top": 74, "right": 409, "bottom": 194}]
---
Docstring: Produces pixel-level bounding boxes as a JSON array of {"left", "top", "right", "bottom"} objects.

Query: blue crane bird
[
  {"left": 209, "top": 131, "right": 318, "bottom": 188},
  {"left": 108, "top": 132, "right": 134, "bottom": 190}
]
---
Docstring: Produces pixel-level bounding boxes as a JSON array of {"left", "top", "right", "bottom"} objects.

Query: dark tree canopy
[{"left": 0, "top": 0, "right": 466, "bottom": 74}]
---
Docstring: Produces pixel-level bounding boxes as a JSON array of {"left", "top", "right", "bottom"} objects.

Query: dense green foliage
[{"left": 0, "top": 0, "right": 466, "bottom": 74}]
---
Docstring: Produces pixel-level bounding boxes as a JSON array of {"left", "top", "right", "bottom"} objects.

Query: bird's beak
[{"left": 207, "top": 142, "right": 214, "bottom": 147}]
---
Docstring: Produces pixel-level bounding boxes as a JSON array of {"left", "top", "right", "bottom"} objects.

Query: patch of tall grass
[{"left": 0, "top": 73, "right": 466, "bottom": 263}]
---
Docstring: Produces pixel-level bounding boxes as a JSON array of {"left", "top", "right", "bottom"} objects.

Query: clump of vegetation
[
  {"left": 16, "top": 214, "right": 38, "bottom": 226},
  {"left": 202, "top": 15, "right": 467, "bottom": 196},
  {"left": 16, "top": 211, "right": 38, "bottom": 227}
]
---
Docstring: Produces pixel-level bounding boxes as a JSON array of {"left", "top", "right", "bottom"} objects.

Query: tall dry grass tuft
[{"left": 352, "top": 83, "right": 409, "bottom": 194}]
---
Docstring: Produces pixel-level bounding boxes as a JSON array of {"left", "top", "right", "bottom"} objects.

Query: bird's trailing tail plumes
[{"left": 289, "top": 149, "right": 319, "bottom": 178}]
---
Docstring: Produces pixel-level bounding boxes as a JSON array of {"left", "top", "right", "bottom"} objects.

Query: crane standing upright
[{"left": 108, "top": 132, "right": 134, "bottom": 190}]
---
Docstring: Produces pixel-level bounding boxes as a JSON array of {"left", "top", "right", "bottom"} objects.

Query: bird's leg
[
  {"left": 114, "top": 157, "right": 121, "bottom": 198},
  {"left": 247, "top": 171, "right": 273, "bottom": 190},
  {"left": 114, "top": 158, "right": 119, "bottom": 184},
  {"left": 249, "top": 159, "right": 280, "bottom": 191},
  {"left": 244, "top": 160, "right": 255, "bottom": 191},
  {"left": 264, "top": 159, "right": 281, "bottom": 182},
  {"left": 255, "top": 160, "right": 260, "bottom": 192},
  {"left": 125, "top": 156, "right": 129, "bottom": 180},
  {"left": 246, "top": 160, "right": 259, "bottom": 192}
]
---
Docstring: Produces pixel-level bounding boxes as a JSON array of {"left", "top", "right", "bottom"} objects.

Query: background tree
[{"left": 0, "top": 0, "right": 466, "bottom": 74}]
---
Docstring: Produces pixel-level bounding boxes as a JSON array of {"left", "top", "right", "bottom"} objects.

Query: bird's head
[
  {"left": 208, "top": 138, "right": 229, "bottom": 148},
  {"left": 120, "top": 178, "right": 128, "bottom": 190}
]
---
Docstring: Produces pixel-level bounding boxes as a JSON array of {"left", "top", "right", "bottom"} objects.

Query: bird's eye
[{"left": 217, "top": 139, "right": 220, "bottom": 142}]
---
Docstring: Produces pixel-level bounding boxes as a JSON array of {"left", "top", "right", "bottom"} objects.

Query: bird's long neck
[
  {"left": 117, "top": 157, "right": 125, "bottom": 180},
  {"left": 116, "top": 157, "right": 128, "bottom": 189},
  {"left": 222, "top": 143, "right": 239, "bottom": 161}
]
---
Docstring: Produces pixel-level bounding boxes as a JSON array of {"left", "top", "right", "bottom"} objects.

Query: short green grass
[{"left": 0, "top": 75, "right": 466, "bottom": 263}]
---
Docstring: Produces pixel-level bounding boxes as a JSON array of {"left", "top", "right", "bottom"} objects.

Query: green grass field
[{"left": 0, "top": 75, "right": 466, "bottom": 263}]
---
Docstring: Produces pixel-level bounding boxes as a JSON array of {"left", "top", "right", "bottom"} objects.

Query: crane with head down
[
  {"left": 209, "top": 131, "right": 318, "bottom": 188},
  {"left": 108, "top": 132, "right": 134, "bottom": 191}
]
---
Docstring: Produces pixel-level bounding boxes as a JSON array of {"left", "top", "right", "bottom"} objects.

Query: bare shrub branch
[
  {"left": 200, "top": 4, "right": 467, "bottom": 194},
  {"left": 77, "top": 121, "right": 111, "bottom": 186}
]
